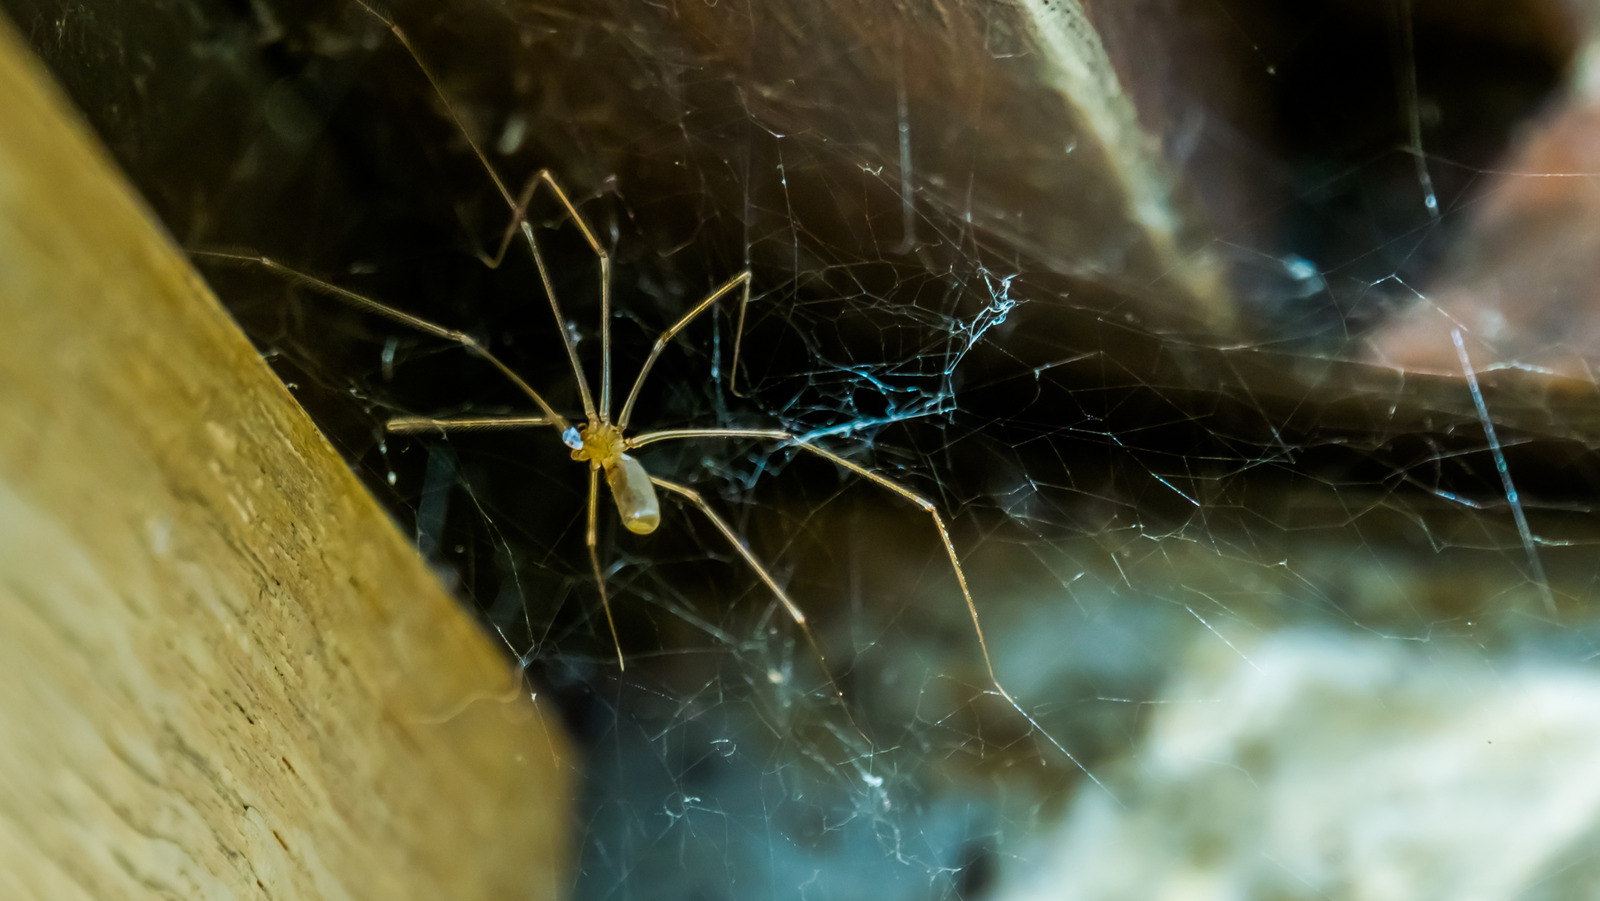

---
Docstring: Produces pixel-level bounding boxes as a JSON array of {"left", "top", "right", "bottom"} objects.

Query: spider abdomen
[{"left": 606, "top": 454, "right": 661, "bottom": 535}]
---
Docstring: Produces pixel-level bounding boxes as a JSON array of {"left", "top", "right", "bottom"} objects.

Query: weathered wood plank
[{"left": 0, "top": 12, "right": 571, "bottom": 900}]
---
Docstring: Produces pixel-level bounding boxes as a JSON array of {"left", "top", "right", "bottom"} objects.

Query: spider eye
[{"left": 561, "top": 426, "right": 583, "bottom": 451}]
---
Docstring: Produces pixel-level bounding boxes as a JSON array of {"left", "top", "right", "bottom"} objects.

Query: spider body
[{"left": 570, "top": 421, "right": 660, "bottom": 535}]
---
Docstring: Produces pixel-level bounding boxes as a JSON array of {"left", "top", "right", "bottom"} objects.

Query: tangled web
[{"left": 24, "top": 0, "right": 1600, "bottom": 896}]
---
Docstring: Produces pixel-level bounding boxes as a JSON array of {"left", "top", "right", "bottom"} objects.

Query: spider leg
[
  {"left": 647, "top": 475, "right": 807, "bottom": 627},
  {"left": 476, "top": 168, "right": 549, "bottom": 271},
  {"left": 650, "top": 475, "right": 888, "bottom": 721},
  {"left": 494, "top": 171, "right": 606, "bottom": 423},
  {"left": 639, "top": 428, "right": 997, "bottom": 683},
  {"left": 628, "top": 428, "right": 787, "bottom": 449},
  {"left": 617, "top": 270, "right": 752, "bottom": 429},
  {"left": 352, "top": 2, "right": 606, "bottom": 423},
  {"left": 649, "top": 474, "right": 850, "bottom": 708},
  {"left": 386, "top": 414, "right": 549, "bottom": 434},
  {"left": 784, "top": 443, "right": 1004, "bottom": 686},
  {"left": 628, "top": 429, "right": 1053, "bottom": 743},
  {"left": 588, "top": 464, "right": 626, "bottom": 670},
  {"left": 191, "top": 251, "right": 572, "bottom": 434}
]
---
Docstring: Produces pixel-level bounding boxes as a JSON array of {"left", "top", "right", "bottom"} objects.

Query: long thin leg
[
  {"left": 617, "top": 270, "right": 752, "bottom": 429},
  {"left": 648, "top": 475, "right": 807, "bottom": 627},
  {"left": 628, "top": 427, "right": 1082, "bottom": 761},
  {"left": 628, "top": 427, "right": 787, "bottom": 449},
  {"left": 353, "top": 2, "right": 609, "bottom": 423},
  {"left": 501, "top": 172, "right": 605, "bottom": 424},
  {"left": 729, "top": 271, "right": 756, "bottom": 401},
  {"left": 193, "top": 250, "right": 572, "bottom": 434},
  {"left": 635, "top": 428, "right": 1000, "bottom": 688},
  {"left": 650, "top": 474, "right": 851, "bottom": 713},
  {"left": 588, "top": 464, "right": 626, "bottom": 670},
  {"left": 386, "top": 414, "right": 548, "bottom": 434}
]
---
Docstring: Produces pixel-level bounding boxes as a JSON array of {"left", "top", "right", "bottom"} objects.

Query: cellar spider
[{"left": 200, "top": 0, "right": 1044, "bottom": 733}]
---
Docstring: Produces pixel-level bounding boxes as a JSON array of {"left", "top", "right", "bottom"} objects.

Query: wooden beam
[{"left": 0, "top": 12, "right": 571, "bottom": 900}]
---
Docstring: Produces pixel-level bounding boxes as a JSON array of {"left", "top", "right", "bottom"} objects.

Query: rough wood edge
[{"left": 0, "top": 11, "right": 572, "bottom": 900}]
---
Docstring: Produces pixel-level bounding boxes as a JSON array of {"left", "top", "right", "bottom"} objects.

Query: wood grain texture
[{"left": 0, "top": 12, "right": 571, "bottom": 900}]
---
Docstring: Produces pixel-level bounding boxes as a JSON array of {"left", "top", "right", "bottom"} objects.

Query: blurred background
[{"left": 8, "top": 0, "right": 1600, "bottom": 897}]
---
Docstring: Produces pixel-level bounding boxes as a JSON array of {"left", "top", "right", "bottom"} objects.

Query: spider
[{"left": 199, "top": 1, "right": 1032, "bottom": 725}]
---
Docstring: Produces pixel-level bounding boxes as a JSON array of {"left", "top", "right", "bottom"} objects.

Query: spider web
[{"left": 14, "top": 0, "right": 1600, "bottom": 897}]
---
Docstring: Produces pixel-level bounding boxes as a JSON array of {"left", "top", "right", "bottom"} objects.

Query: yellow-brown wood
[{"left": 0, "top": 12, "right": 571, "bottom": 900}]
